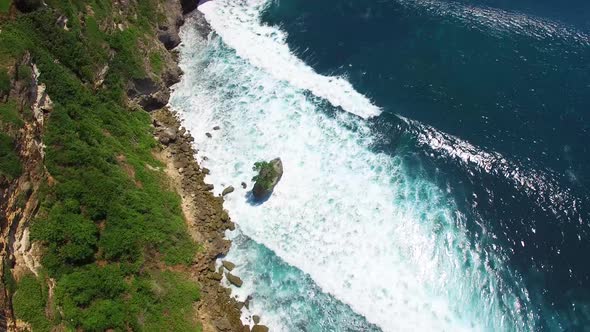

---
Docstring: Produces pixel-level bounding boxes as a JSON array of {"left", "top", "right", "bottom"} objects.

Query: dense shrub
[
  {"left": 0, "top": 1, "right": 201, "bottom": 330},
  {"left": 12, "top": 274, "right": 51, "bottom": 332},
  {"left": 0, "top": 68, "right": 10, "bottom": 95},
  {"left": 0, "top": 101, "right": 24, "bottom": 127},
  {"left": 0, "top": 132, "right": 21, "bottom": 179},
  {"left": 252, "top": 160, "right": 278, "bottom": 189}
]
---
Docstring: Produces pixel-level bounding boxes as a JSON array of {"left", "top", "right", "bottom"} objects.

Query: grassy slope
[{"left": 0, "top": 1, "right": 201, "bottom": 330}]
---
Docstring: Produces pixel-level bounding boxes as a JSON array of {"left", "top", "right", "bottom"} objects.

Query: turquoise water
[{"left": 170, "top": 0, "right": 590, "bottom": 330}]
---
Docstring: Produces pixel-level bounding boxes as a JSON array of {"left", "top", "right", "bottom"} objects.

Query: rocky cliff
[{"left": 0, "top": 1, "right": 246, "bottom": 331}]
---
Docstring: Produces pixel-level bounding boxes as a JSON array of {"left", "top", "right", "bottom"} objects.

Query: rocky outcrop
[
  {"left": 251, "top": 325, "right": 270, "bottom": 332},
  {"left": 225, "top": 272, "right": 243, "bottom": 287},
  {"left": 221, "top": 186, "right": 234, "bottom": 196},
  {"left": 152, "top": 109, "right": 245, "bottom": 331},
  {"left": 252, "top": 158, "right": 283, "bottom": 201},
  {"left": 158, "top": 0, "right": 184, "bottom": 50},
  {"left": 221, "top": 260, "right": 235, "bottom": 271},
  {"left": 180, "top": 0, "right": 199, "bottom": 14},
  {"left": 127, "top": 77, "right": 170, "bottom": 111},
  {"left": 0, "top": 52, "right": 50, "bottom": 331}
]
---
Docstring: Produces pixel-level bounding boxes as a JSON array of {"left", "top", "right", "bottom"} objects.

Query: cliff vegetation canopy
[{"left": 0, "top": 0, "right": 202, "bottom": 330}]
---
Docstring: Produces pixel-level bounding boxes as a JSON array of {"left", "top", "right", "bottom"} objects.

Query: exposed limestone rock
[
  {"left": 158, "top": 28, "right": 181, "bottom": 50},
  {"left": 209, "top": 272, "right": 223, "bottom": 281},
  {"left": 251, "top": 325, "right": 269, "bottom": 332},
  {"left": 56, "top": 15, "right": 69, "bottom": 30},
  {"left": 225, "top": 272, "right": 243, "bottom": 287},
  {"left": 252, "top": 158, "right": 283, "bottom": 201},
  {"left": 157, "top": 127, "right": 178, "bottom": 145},
  {"left": 151, "top": 108, "right": 244, "bottom": 331},
  {"left": 222, "top": 186, "right": 234, "bottom": 196},
  {"left": 127, "top": 77, "right": 169, "bottom": 111},
  {"left": 253, "top": 315, "right": 260, "bottom": 324},
  {"left": 222, "top": 260, "right": 235, "bottom": 271}
]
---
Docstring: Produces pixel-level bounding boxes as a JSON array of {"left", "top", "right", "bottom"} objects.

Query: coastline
[
  {"left": 0, "top": 0, "right": 262, "bottom": 330},
  {"left": 151, "top": 107, "right": 245, "bottom": 332},
  {"left": 154, "top": 8, "right": 265, "bottom": 332}
]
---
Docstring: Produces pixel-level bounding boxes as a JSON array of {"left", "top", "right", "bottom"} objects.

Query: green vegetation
[
  {"left": 0, "top": 132, "right": 21, "bottom": 179},
  {"left": 0, "top": 1, "right": 202, "bottom": 330},
  {"left": 0, "top": 100, "right": 24, "bottom": 127},
  {"left": 0, "top": 0, "right": 10, "bottom": 13},
  {"left": 0, "top": 67, "right": 10, "bottom": 94},
  {"left": 150, "top": 51, "right": 164, "bottom": 75},
  {"left": 252, "top": 160, "right": 278, "bottom": 190},
  {"left": 133, "top": 270, "right": 201, "bottom": 331},
  {"left": 12, "top": 274, "right": 52, "bottom": 332}
]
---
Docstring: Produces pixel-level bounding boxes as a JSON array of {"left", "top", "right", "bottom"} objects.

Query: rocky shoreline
[
  {"left": 152, "top": 108, "right": 269, "bottom": 332},
  {"left": 150, "top": 4, "right": 270, "bottom": 331}
]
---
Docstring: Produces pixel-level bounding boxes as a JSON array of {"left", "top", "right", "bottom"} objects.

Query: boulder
[
  {"left": 127, "top": 77, "right": 169, "bottom": 111},
  {"left": 241, "top": 182, "right": 247, "bottom": 189},
  {"left": 158, "top": 127, "right": 177, "bottom": 145},
  {"left": 213, "top": 126, "right": 220, "bottom": 130},
  {"left": 222, "top": 260, "right": 235, "bottom": 271},
  {"left": 222, "top": 186, "right": 234, "bottom": 196},
  {"left": 225, "top": 273, "right": 243, "bottom": 287},
  {"left": 252, "top": 315, "right": 260, "bottom": 324},
  {"left": 252, "top": 158, "right": 283, "bottom": 201},
  {"left": 158, "top": 28, "right": 181, "bottom": 50},
  {"left": 180, "top": 0, "right": 198, "bottom": 14},
  {"left": 206, "top": 132, "right": 212, "bottom": 138},
  {"left": 251, "top": 325, "right": 269, "bottom": 332},
  {"left": 209, "top": 272, "right": 223, "bottom": 281}
]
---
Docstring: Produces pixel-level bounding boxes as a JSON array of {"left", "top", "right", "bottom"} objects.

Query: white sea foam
[
  {"left": 170, "top": 14, "right": 534, "bottom": 331},
  {"left": 196, "top": 0, "right": 381, "bottom": 120}
]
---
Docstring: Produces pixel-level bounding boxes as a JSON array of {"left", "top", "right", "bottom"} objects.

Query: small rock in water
[
  {"left": 241, "top": 182, "right": 247, "bottom": 189},
  {"left": 222, "top": 260, "right": 235, "bottom": 271},
  {"left": 222, "top": 186, "right": 235, "bottom": 196},
  {"left": 213, "top": 125, "right": 220, "bottom": 130},
  {"left": 206, "top": 132, "right": 212, "bottom": 138},
  {"left": 225, "top": 273, "right": 243, "bottom": 287},
  {"left": 251, "top": 325, "right": 269, "bottom": 332},
  {"left": 252, "top": 315, "right": 260, "bottom": 324}
]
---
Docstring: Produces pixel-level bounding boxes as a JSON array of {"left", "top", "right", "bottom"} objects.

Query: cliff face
[
  {"left": 0, "top": 51, "right": 50, "bottom": 331},
  {"left": 0, "top": 1, "right": 244, "bottom": 331}
]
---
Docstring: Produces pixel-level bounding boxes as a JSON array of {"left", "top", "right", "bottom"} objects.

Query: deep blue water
[{"left": 260, "top": 0, "right": 590, "bottom": 330}]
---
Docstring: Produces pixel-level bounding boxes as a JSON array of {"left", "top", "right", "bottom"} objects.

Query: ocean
[{"left": 169, "top": 0, "right": 590, "bottom": 330}]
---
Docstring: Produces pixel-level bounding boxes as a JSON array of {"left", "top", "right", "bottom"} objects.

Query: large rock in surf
[
  {"left": 225, "top": 272, "right": 243, "bottom": 287},
  {"left": 251, "top": 325, "right": 269, "bottom": 332},
  {"left": 251, "top": 158, "right": 283, "bottom": 201}
]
